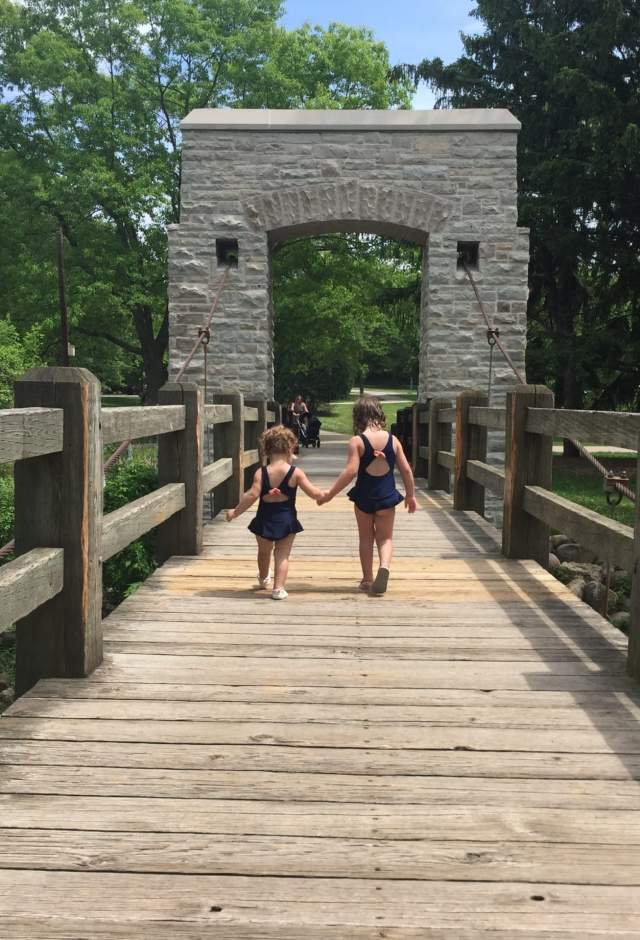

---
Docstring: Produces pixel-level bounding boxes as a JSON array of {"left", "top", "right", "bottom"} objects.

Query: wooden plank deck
[{"left": 1, "top": 433, "right": 640, "bottom": 937}]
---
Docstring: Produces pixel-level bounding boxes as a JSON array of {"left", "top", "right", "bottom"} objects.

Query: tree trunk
[{"left": 132, "top": 304, "right": 169, "bottom": 404}]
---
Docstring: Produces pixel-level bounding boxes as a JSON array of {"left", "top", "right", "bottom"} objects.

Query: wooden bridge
[{"left": 1, "top": 368, "right": 640, "bottom": 936}]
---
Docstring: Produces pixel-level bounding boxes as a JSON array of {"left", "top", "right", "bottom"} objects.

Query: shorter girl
[
  {"left": 226, "top": 425, "right": 323, "bottom": 599},
  {"left": 318, "top": 396, "right": 417, "bottom": 595}
]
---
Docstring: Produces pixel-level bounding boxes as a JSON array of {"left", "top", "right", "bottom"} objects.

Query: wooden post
[
  {"left": 13, "top": 367, "right": 102, "bottom": 694},
  {"left": 428, "top": 398, "right": 452, "bottom": 492},
  {"left": 157, "top": 382, "right": 203, "bottom": 563},
  {"left": 454, "top": 390, "right": 488, "bottom": 513},
  {"left": 502, "top": 384, "right": 554, "bottom": 566},
  {"left": 267, "top": 400, "right": 281, "bottom": 427},
  {"left": 413, "top": 402, "right": 429, "bottom": 479},
  {"left": 212, "top": 392, "right": 244, "bottom": 512},
  {"left": 627, "top": 441, "right": 640, "bottom": 679},
  {"left": 246, "top": 398, "right": 268, "bottom": 481}
]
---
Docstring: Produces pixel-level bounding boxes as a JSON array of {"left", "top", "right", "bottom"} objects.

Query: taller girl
[{"left": 318, "top": 396, "right": 417, "bottom": 595}]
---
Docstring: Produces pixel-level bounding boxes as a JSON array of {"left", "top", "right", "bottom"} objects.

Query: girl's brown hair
[
  {"left": 260, "top": 424, "right": 298, "bottom": 459},
  {"left": 352, "top": 396, "right": 386, "bottom": 433}
]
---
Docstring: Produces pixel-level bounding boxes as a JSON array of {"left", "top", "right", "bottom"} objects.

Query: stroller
[{"left": 301, "top": 414, "right": 321, "bottom": 448}]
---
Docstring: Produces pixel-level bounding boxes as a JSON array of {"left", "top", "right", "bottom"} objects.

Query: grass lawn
[
  {"left": 552, "top": 455, "right": 636, "bottom": 528},
  {"left": 320, "top": 399, "right": 414, "bottom": 435},
  {"left": 102, "top": 394, "right": 140, "bottom": 407}
]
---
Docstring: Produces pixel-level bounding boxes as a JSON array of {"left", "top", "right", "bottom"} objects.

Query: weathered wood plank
[
  {"left": 428, "top": 399, "right": 451, "bottom": 492},
  {"left": 0, "top": 408, "right": 63, "bottom": 463},
  {"left": 4, "top": 763, "right": 640, "bottom": 807},
  {"left": 1, "top": 828, "right": 640, "bottom": 885},
  {"left": 202, "top": 457, "right": 233, "bottom": 493},
  {"left": 241, "top": 448, "right": 260, "bottom": 469},
  {"left": 523, "top": 485, "right": 633, "bottom": 571},
  {"left": 437, "top": 407, "right": 456, "bottom": 424},
  {"left": 101, "top": 405, "right": 185, "bottom": 444},
  {"left": 628, "top": 447, "right": 640, "bottom": 679},
  {"left": 468, "top": 406, "right": 506, "bottom": 430},
  {"left": 437, "top": 450, "right": 455, "bottom": 471},
  {"left": 102, "top": 484, "right": 185, "bottom": 561},
  {"left": 2, "top": 794, "right": 640, "bottom": 843},
  {"left": 2, "top": 737, "right": 638, "bottom": 780},
  {"left": 0, "top": 548, "right": 63, "bottom": 634},
  {"left": 213, "top": 392, "right": 243, "bottom": 512},
  {"left": 527, "top": 408, "right": 640, "bottom": 451},
  {"left": 0, "top": 716, "right": 634, "bottom": 752},
  {"left": 244, "top": 406, "right": 259, "bottom": 422},
  {"left": 203, "top": 403, "right": 232, "bottom": 425},
  {"left": 467, "top": 459, "right": 506, "bottom": 498}
]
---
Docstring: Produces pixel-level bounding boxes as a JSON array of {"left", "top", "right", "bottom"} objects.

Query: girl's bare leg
[
  {"left": 256, "top": 536, "right": 274, "bottom": 581},
  {"left": 374, "top": 507, "right": 396, "bottom": 570},
  {"left": 354, "top": 506, "right": 375, "bottom": 585},
  {"left": 274, "top": 534, "right": 296, "bottom": 590}
]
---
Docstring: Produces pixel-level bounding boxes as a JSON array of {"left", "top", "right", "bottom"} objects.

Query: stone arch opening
[{"left": 169, "top": 108, "right": 529, "bottom": 403}]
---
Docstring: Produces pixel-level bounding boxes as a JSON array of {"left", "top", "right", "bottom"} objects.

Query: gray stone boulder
[
  {"left": 567, "top": 578, "right": 586, "bottom": 599},
  {"left": 556, "top": 542, "right": 580, "bottom": 562},
  {"left": 548, "top": 553, "right": 561, "bottom": 572},
  {"left": 561, "top": 562, "right": 602, "bottom": 582},
  {"left": 550, "top": 534, "right": 572, "bottom": 550},
  {"left": 583, "top": 581, "right": 618, "bottom": 611},
  {"left": 611, "top": 611, "right": 631, "bottom": 633}
]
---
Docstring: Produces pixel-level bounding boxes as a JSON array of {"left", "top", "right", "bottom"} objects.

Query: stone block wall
[{"left": 169, "top": 110, "right": 529, "bottom": 410}]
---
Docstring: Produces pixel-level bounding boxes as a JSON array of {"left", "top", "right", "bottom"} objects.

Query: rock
[
  {"left": 560, "top": 562, "right": 602, "bottom": 582},
  {"left": 547, "top": 553, "right": 560, "bottom": 572},
  {"left": 0, "top": 687, "right": 14, "bottom": 708},
  {"left": 583, "top": 581, "right": 618, "bottom": 611},
  {"left": 567, "top": 578, "right": 586, "bottom": 599},
  {"left": 0, "top": 674, "right": 7, "bottom": 693},
  {"left": 550, "top": 534, "right": 572, "bottom": 550},
  {"left": 556, "top": 542, "right": 580, "bottom": 562},
  {"left": 611, "top": 611, "right": 631, "bottom": 633}
]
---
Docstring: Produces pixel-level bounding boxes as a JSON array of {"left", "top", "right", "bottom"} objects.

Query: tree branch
[{"left": 74, "top": 324, "right": 142, "bottom": 357}]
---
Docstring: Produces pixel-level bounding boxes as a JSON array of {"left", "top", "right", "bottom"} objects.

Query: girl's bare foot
[{"left": 359, "top": 580, "right": 373, "bottom": 592}]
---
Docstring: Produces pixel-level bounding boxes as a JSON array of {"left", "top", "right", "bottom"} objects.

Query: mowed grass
[
  {"left": 552, "top": 455, "right": 637, "bottom": 528},
  {"left": 320, "top": 400, "right": 414, "bottom": 435}
]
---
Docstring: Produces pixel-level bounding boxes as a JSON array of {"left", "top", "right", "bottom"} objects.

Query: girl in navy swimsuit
[
  {"left": 226, "top": 425, "right": 323, "bottom": 599},
  {"left": 318, "top": 396, "right": 417, "bottom": 595}
]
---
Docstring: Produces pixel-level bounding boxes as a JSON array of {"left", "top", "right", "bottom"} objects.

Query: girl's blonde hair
[
  {"left": 353, "top": 396, "right": 386, "bottom": 433},
  {"left": 260, "top": 424, "right": 297, "bottom": 459}
]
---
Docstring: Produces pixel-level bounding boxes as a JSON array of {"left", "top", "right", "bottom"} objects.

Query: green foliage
[
  {"left": 273, "top": 235, "right": 421, "bottom": 406},
  {"left": 0, "top": 1, "right": 410, "bottom": 399},
  {"left": 0, "top": 471, "right": 14, "bottom": 557},
  {"left": 399, "top": 1, "right": 640, "bottom": 410},
  {"left": 102, "top": 452, "right": 158, "bottom": 611},
  {"left": 0, "top": 320, "right": 41, "bottom": 408}
]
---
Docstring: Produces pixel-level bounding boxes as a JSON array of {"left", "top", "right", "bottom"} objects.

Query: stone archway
[{"left": 168, "top": 109, "right": 529, "bottom": 402}]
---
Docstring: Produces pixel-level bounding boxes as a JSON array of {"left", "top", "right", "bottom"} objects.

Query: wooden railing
[
  {"left": 399, "top": 385, "right": 640, "bottom": 679},
  {"left": 0, "top": 367, "right": 279, "bottom": 695}
]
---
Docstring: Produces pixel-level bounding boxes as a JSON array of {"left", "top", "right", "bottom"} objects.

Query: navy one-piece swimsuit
[
  {"left": 248, "top": 465, "right": 304, "bottom": 541},
  {"left": 347, "top": 432, "right": 404, "bottom": 515}
]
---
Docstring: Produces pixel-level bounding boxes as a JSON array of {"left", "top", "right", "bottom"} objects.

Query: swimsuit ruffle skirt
[
  {"left": 347, "top": 432, "right": 404, "bottom": 514},
  {"left": 248, "top": 465, "right": 304, "bottom": 541}
]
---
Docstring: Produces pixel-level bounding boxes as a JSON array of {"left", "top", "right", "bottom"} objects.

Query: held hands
[
  {"left": 405, "top": 495, "right": 418, "bottom": 514},
  {"left": 316, "top": 491, "right": 332, "bottom": 506}
]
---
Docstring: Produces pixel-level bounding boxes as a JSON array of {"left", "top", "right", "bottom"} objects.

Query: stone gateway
[{"left": 169, "top": 109, "right": 528, "bottom": 402}]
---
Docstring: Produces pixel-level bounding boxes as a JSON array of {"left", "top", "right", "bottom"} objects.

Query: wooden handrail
[
  {"left": 468, "top": 406, "right": 506, "bottom": 430},
  {"left": 1, "top": 368, "right": 280, "bottom": 694},
  {"left": 101, "top": 405, "right": 185, "bottom": 445},
  {"left": 102, "top": 484, "right": 186, "bottom": 562},
  {"left": 0, "top": 408, "right": 63, "bottom": 463},
  {"left": 437, "top": 407, "right": 456, "bottom": 424},
  {"left": 0, "top": 548, "right": 64, "bottom": 634},
  {"left": 527, "top": 407, "right": 640, "bottom": 451}
]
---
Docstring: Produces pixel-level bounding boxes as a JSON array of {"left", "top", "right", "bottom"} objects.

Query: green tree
[
  {"left": 397, "top": 0, "right": 640, "bottom": 413},
  {"left": 272, "top": 234, "right": 420, "bottom": 405},
  {"left": 0, "top": 1, "right": 411, "bottom": 399}
]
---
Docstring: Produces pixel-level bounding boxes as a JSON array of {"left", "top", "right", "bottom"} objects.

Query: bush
[{"left": 102, "top": 451, "right": 158, "bottom": 612}]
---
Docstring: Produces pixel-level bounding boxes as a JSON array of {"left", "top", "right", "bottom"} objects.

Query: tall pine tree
[{"left": 398, "top": 1, "right": 640, "bottom": 412}]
